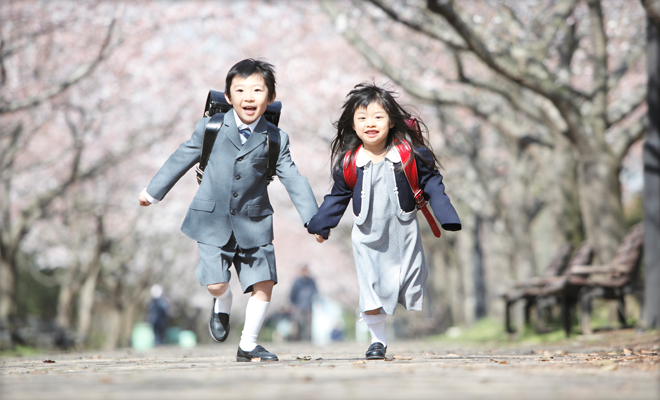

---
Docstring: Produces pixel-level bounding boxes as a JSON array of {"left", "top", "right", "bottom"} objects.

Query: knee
[
  {"left": 207, "top": 282, "right": 229, "bottom": 297},
  {"left": 251, "top": 280, "right": 275, "bottom": 301},
  {"left": 364, "top": 308, "right": 382, "bottom": 316}
]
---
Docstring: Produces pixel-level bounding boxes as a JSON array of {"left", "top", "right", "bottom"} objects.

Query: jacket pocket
[
  {"left": 190, "top": 198, "right": 215, "bottom": 212},
  {"left": 247, "top": 205, "right": 273, "bottom": 217},
  {"left": 251, "top": 157, "right": 267, "bottom": 165}
]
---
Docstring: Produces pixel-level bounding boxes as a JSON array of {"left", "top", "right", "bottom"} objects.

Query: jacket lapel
[
  {"left": 237, "top": 116, "right": 267, "bottom": 158},
  {"left": 223, "top": 112, "right": 243, "bottom": 150}
]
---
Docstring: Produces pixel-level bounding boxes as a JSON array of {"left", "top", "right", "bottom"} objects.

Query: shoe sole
[
  {"left": 236, "top": 357, "right": 279, "bottom": 362},
  {"left": 208, "top": 318, "right": 228, "bottom": 343},
  {"left": 366, "top": 355, "right": 385, "bottom": 360}
]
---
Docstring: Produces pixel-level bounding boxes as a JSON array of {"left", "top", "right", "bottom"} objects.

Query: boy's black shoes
[
  {"left": 209, "top": 299, "right": 230, "bottom": 342},
  {"left": 365, "top": 342, "right": 387, "bottom": 360},
  {"left": 236, "top": 345, "right": 279, "bottom": 362}
]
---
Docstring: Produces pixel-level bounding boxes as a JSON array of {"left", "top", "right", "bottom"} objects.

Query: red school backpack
[{"left": 342, "top": 119, "right": 441, "bottom": 238}]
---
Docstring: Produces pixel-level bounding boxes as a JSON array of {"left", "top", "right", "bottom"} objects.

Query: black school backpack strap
[
  {"left": 266, "top": 124, "right": 280, "bottom": 184},
  {"left": 195, "top": 113, "right": 225, "bottom": 185}
]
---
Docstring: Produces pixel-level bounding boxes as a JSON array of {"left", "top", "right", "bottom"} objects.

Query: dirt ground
[{"left": 1, "top": 328, "right": 658, "bottom": 400}]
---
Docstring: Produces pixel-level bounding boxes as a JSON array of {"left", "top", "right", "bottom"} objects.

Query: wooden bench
[
  {"left": 540, "top": 223, "right": 644, "bottom": 335},
  {"left": 503, "top": 242, "right": 594, "bottom": 333}
]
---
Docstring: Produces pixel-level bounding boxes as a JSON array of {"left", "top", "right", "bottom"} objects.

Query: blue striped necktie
[{"left": 239, "top": 127, "right": 251, "bottom": 143}]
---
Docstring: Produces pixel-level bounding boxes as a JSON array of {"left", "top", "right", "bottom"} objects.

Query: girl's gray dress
[{"left": 352, "top": 158, "right": 428, "bottom": 315}]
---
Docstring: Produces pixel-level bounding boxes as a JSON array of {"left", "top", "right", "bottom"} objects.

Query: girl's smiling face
[{"left": 353, "top": 102, "right": 393, "bottom": 154}]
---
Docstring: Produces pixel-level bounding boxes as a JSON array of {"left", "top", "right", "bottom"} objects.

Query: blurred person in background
[
  {"left": 289, "top": 265, "right": 318, "bottom": 341},
  {"left": 146, "top": 284, "right": 170, "bottom": 345}
]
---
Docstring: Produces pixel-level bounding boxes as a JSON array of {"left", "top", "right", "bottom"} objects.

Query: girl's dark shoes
[
  {"left": 209, "top": 299, "right": 230, "bottom": 342},
  {"left": 236, "top": 345, "right": 279, "bottom": 362},
  {"left": 365, "top": 342, "right": 387, "bottom": 359}
]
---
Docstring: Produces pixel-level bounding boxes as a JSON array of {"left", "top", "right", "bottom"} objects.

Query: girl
[{"left": 307, "top": 82, "right": 461, "bottom": 359}]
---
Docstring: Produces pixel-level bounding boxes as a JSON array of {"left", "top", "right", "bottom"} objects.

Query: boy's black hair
[
  {"left": 225, "top": 58, "right": 276, "bottom": 102},
  {"left": 330, "top": 81, "right": 441, "bottom": 173}
]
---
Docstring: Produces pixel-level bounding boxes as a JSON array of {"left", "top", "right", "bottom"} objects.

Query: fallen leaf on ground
[
  {"left": 296, "top": 356, "right": 311, "bottom": 361},
  {"left": 601, "top": 363, "right": 618, "bottom": 371},
  {"left": 593, "top": 359, "right": 615, "bottom": 366},
  {"left": 43, "top": 360, "right": 56, "bottom": 363}
]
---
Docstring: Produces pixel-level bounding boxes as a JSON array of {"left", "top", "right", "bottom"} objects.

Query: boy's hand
[
  {"left": 314, "top": 232, "right": 330, "bottom": 243},
  {"left": 138, "top": 188, "right": 151, "bottom": 207}
]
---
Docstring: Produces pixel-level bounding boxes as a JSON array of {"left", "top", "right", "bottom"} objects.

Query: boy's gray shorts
[{"left": 195, "top": 234, "right": 277, "bottom": 293}]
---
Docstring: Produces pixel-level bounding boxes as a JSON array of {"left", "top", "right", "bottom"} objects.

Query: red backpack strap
[
  {"left": 405, "top": 118, "right": 422, "bottom": 136},
  {"left": 396, "top": 139, "right": 442, "bottom": 238},
  {"left": 342, "top": 145, "right": 361, "bottom": 190}
]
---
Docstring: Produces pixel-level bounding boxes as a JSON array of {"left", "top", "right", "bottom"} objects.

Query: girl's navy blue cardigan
[{"left": 307, "top": 147, "right": 461, "bottom": 239}]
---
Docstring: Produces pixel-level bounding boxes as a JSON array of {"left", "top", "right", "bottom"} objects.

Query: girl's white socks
[
  {"left": 239, "top": 297, "right": 270, "bottom": 352},
  {"left": 361, "top": 312, "right": 387, "bottom": 347},
  {"left": 213, "top": 287, "right": 233, "bottom": 314}
]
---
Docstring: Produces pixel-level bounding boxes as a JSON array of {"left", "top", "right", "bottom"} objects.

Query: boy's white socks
[
  {"left": 361, "top": 312, "right": 387, "bottom": 347},
  {"left": 239, "top": 297, "right": 270, "bottom": 352},
  {"left": 213, "top": 287, "right": 233, "bottom": 314}
]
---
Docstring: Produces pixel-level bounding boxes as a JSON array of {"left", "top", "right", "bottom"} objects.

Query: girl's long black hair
[{"left": 330, "top": 82, "right": 441, "bottom": 174}]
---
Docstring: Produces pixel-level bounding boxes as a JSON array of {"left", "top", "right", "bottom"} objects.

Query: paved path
[{"left": 2, "top": 331, "right": 659, "bottom": 400}]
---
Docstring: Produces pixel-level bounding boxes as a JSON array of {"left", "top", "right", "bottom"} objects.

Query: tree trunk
[
  {"left": 481, "top": 217, "right": 514, "bottom": 321},
  {"left": 0, "top": 256, "right": 16, "bottom": 324},
  {"left": 577, "top": 146, "right": 626, "bottom": 264},
  {"left": 644, "top": 16, "right": 660, "bottom": 329},
  {"left": 547, "top": 137, "right": 584, "bottom": 247},
  {"left": 55, "top": 284, "right": 75, "bottom": 330},
  {"left": 473, "top": 215, "right": 486, "bottom": 319},
  {"left": 75, "top": 261, "right": 102, "bottom": 344},
  {"left": 507, "top": 151, "right": 538, "bottom": 280}
]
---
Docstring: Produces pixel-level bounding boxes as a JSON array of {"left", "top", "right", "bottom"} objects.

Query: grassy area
[
  {"left": 0, "top": 345, "right": 46, "bottom": 358},
  {"left": 431, "top": 298, "right": 643, "bottom": 347},
  {"left": 430, "top": 317, "right": 578, "bottom": 346}
]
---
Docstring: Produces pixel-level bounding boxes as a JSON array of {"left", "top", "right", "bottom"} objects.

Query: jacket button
[
  {"left": 230, "top": 210, "right": 236, "bottom": 215},
  {"left": 236, "top": 175, "right": 241, "bottom": 180},
  {"left": 233, "top": 193, "right": 238, "bottom": 198}
]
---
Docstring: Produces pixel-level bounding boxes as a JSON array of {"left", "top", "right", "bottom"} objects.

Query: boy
[{"left": 138, "top": 59, "right": 318, "bottom": 362}]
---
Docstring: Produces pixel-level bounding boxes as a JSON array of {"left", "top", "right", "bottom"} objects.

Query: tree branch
[
  {"left": 0, "top": 19, "right": 117, "bottom": 114},
  {"left": 641, "top": 0, "right": 660, "bottom": 32},
  {"left": 586, "top": 0, "right": 609, "bottom": 141},
  {"left": 612, "top": 118, "right": 647, "bottom": 161},
  {"left": 536, "top": 0, "right": 580, "bottom": 53},
  {"left": 607, "top": 86, "right": 647, "bottom": 127},
  {"left": 366, "top": 0, "right": 467, "bottom": 49},
  {"left": 426, "top": 0, "right": 582, "bottom": 144}
]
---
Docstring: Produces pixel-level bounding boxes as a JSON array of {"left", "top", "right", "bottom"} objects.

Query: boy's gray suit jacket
[{"left": 146, "top": 114, "right": 319, "bottom": 249}]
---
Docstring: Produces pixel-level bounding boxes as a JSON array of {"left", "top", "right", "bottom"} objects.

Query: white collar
[
  {"left": 232, "top": 109, "right": 261, "bottom": 132},
  {"left": 355, "top": 146, "right": 401, "bottom": 167}
]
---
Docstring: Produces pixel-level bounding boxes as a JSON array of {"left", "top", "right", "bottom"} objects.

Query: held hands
[
  {"left": 313, "top": 231, "right": 330, "bottom": 243},
  {"left": 138, "top": 188, "right": 151, "bottom": 207}
]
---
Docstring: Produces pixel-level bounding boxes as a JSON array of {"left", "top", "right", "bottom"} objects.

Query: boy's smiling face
[{"left": 225, "top": 73, "right": 275, "bottom": 126}]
